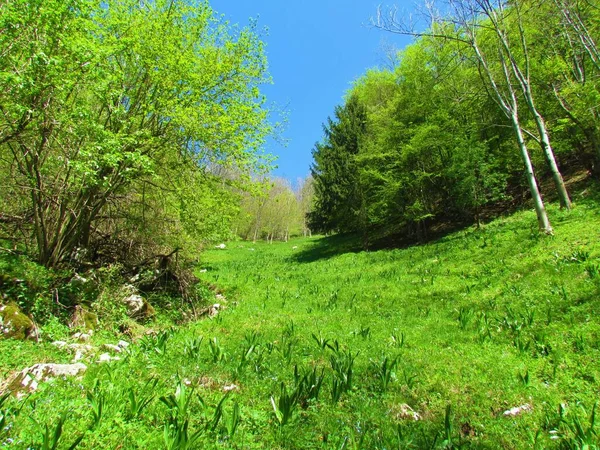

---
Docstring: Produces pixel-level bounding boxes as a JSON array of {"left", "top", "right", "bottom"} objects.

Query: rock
[
  {"left": 292, "top": 246, "right": 298, "bottom": 250},
  {"left": 56, "top": 343, "right": 95, "bottom": 362},
  {"left": 215, "top": 294, "right": 226, "bottom": 301},
  {"left": 68, "top": 343, "right": 94, "bottom": 353},
  {"left": 69, "top": 305, "right": 98, "bottom": 331},
  {"left": 51, "top": 340, "right": 68, "bottom": 348},
  {"left": 0, "top": 302, "right": 38, "bottom": 340},
  {"left": 97, "top": 353, "right": 120, "bottom": 363},
  {"left": 102, "top": 344, "right": 122, "bottom": 353},
  {"left": 197, "top": 303, "right": 223, "bottom": 318},
  {"left": 503, "top": 404, "right": 532, "bottom": 417},
  {"left": 391, "top": 403, "right": 421, "bottom": 421},
  {"left": 199, "top": 269, "right": 207, "bottom": 273},
  {"left": 209, "top": 304, "right": 222, "bottom": 318},
  {"left": 123, "top": 293, "right": 144, "bottom": 313},
  {"left": 129, "top": 273, "right": 141, "bottom": 283},
  {"left": 121, "top": 287, "right": 155, "bottom": 321},
  {"left": 72, "top": 332, "right": 92, "bottom": 342},
  {"left": 223, "top": 384, "right": 239, "bottom": 392},
  {"left": 117, "top": 340, "right": 130, "bottom": 349},
  {"left": 215, "top": 243, "right": 226, "bottom": 249},
  {"left": 3, "top": 363, "right": 87, "bottom": 398}
]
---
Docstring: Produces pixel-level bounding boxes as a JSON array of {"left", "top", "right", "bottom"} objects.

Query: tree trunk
[
  {"left": 523, "top": 89, "right": 572, "bottom": 209},
  {"left": 511, "top": 115, "right": 553, "bottom": 233}
]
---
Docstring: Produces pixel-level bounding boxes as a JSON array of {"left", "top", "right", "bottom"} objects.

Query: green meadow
[{"left": 2, "top": 195, "right": 600, "bottom": 449}]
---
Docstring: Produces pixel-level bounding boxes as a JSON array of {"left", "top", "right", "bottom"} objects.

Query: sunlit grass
[{"left": 1, "top": 196, "right": 600, "bottom": 448}]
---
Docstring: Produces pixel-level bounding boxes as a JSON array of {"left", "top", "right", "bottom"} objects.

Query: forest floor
[{"left": 2, "top": 188, "right": 600, "bottom": 449}]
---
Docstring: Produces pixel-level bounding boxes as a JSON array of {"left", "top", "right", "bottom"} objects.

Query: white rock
[
  {"left": 215, "top": 243, "right": 226, "bottom": 249},
  {"left": 123, "top": 294, "right": 145, "bottom": 315},
  {"left": 215, "top": 294, "right": 226, "bottom": 301},
  {"left": 199, "top": 269, "right": 207, "bottom": 273},
  {"left": 209, "top": 304, "right": 221, "bottom": 318},
  {"left": 393, "top": 403, "right": 421, "bottom": 421},
  {"left": 129, "top": 273, "right": 140, "bottom": 283},
  {"left": 102, "top": 344, "right": 122, "bottom": 353},
  {"left": 72, "top": 274, "right": 88, "bottom": 284},
  {"left": 5, "top": 363, "right": 87, "bottom": 398},
  {"left": 97, "top": 353, "right": 120, "bottom": 363},
  {"left": 223, "top": 384, "right": 239, "bottom": 392},
  {"left": 117, "top": 340, "right": 130, "bottom": 349},
  {"left": 68, "top": 343, "right": 94, "bottom": 353},
  {"left": 292, "top": 246, "right": 298, "bottom": 250},
  {"left": 72, "top": 332, "right": 92, "bottom": 342},
  {"left": 503, "top": 404, "right": 532, "bottom": 417},
  {"left": 52, "top": 341, "right": 68, "bottom": 348}
]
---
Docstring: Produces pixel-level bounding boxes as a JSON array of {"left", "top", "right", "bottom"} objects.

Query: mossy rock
[
  {"left": 69, "top": 305, "right": 99, "bottom": 331},
  {"left": 0, "top": 302, "right": 38, "bottom": 340},
  {"left": 121, "top": 289, "right": 156, "bottom": 321}
]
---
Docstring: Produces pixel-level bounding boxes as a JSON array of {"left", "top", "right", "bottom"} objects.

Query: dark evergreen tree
[{"left": 309, "top": 95, "right": 368, "bottom": 234}]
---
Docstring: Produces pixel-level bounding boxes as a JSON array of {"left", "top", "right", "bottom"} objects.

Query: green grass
[{"left": 2, "top": 196, "right": 600, "bottom": 449}]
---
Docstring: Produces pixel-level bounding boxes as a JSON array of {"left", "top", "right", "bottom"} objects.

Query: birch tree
[
  {"left": 546, "top": 0, "right": 600, "bottom": 173},
  {"left": 374, "top": 0, "right": 571, "bottom": 231}
]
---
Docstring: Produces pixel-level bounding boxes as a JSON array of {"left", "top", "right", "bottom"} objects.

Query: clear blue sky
[{"left": 210, "top": 0, "right": 414, "bottom": 183}]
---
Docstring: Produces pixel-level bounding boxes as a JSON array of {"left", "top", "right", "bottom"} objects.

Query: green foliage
[
  {"left": 310, "top": 0, "right": 600, "bottom": 236},
  {"left": 33, "top": 412, "right": 84, "bottom": 450},
  {"left": 0, "top": 0, "right": 273, "bottom": 267},
  {"left": 310, "top": 95, "right": 369, "bottom": 235}
]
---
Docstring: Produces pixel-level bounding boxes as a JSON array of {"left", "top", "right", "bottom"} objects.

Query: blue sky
[{"left": 210, "top": 0, "right": 414, "bottom": 184}]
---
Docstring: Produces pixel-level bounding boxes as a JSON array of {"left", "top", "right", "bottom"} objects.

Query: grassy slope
[
  {"left": 1, "top": 194, "right": 600, "bottom": 449},
  {"left": 194, "top": 197, "right": 600, "bottom": 449}
]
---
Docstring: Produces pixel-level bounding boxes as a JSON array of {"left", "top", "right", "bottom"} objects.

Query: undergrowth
[{"left": 1, "top": 193, "right": 600, "bottom": 448}]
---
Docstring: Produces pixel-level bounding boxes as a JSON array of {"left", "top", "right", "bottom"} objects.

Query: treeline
[
  {"left": 310, "top": 0, "right": 600, "bottom": 239},
  {"left": 0, "top": 0, "right": 271, "bottom": 268},
  {"left": 234, "top": 177, "right": 314, "bottom": 242}
]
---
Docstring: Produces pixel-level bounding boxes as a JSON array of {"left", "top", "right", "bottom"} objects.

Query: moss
[
  {"left": 140, "top": 299, "right": 156, "bottom": 321},
  {"left": 0, "top": 302, "right": 36, "bottom": 340},
  {"left": 69, "top": 305, "right": 99, "bottom": 331}
]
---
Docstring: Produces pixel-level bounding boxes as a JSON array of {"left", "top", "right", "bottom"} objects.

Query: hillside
[{"left": 1, "top": 192, "right": 600, "bottom": 448}]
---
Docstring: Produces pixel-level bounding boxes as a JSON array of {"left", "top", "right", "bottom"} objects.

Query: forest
[
  {"left": 1, "top": 0, "right": 600, "bottom": 448},
  {"left": 311, "top": 0, "right": 600, "bottom": 241}
]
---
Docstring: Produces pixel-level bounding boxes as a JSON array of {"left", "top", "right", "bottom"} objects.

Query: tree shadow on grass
[
  {"left": 290, "top": 234, "right": 365, "bottom": 264},
  {"left": 292, "top": 176, "right": 600, "bottom": 264},
  {"left": 290, "top": 220, "right": 473, "bottom": 264}
]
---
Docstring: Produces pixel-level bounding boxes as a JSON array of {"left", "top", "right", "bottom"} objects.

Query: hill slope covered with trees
[{"left": 310, "top": 0, "right": 600, "bottom": 241}]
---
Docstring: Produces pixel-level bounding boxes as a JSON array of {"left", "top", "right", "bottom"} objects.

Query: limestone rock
[
  {"left": 98, "top": 353, "right": 120, "bottom": 363},
  {"left": 0, "top": 302, "right": 38, "bottom": 341},
  {"left": 72, "top": 331, "right": 92, "bottom": 342},
  {"left": 121, "top": 286, "right": 155, "bottom": 320},
  {"left": 4, "top": 363, "right": 87, "bottom": 398},
  {"left": 198, "top": 303, "right": 223, "bottom": 318},
  {"left": 503, "top": 404, "right": 532, "bottom": 417},
  {"left": 391, "top": 403, "right": 421, "bottom": 421},
  {"left": 209, "top": 304, "right": 222, "bottom": 317},
  {"left": 102, "top": 343, "right": 122, "bottom": 353},
  {"left": 51, "top": 341, "right": 94, "bottom": 362}
]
